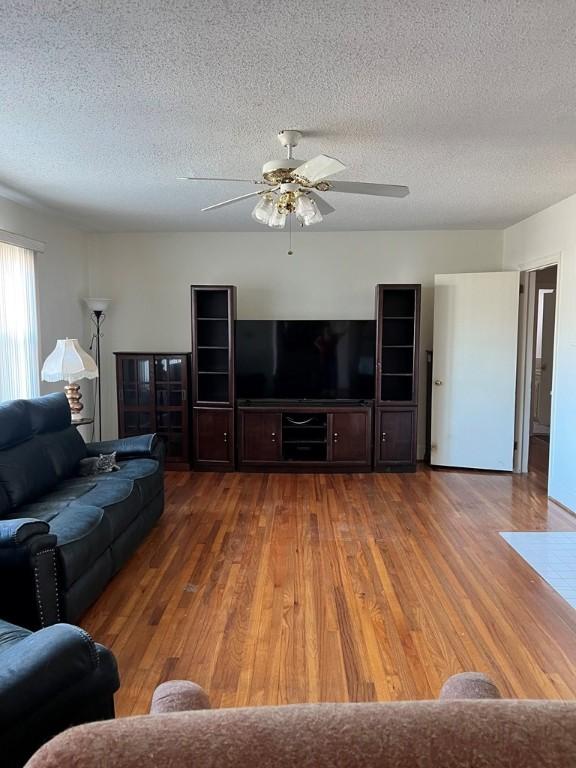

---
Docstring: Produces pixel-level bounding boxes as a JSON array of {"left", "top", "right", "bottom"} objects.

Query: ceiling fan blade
[
  {"left": 325, "top": 181, "right": 409, "bottom": 198},
  {"left": 307, "top": 191, "right": 336, "bottom": 215},
  {"left": 178, "top": 176, "right": 264, "bottom": 184},
  {"left": 201, "top": 190, "right": 266, "bottom": 212},
  {"left": 292, "top": 154, "right": 346, "bottom": 184}
]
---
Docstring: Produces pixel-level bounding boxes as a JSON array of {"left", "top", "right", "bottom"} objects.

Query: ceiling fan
[{"left": 179, "top": 130, "right": 409, "bottom": 229}]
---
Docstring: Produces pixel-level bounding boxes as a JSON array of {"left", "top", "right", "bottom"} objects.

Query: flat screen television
[{"left": 236, "top": 320, "right": 375, "bottom": 401}]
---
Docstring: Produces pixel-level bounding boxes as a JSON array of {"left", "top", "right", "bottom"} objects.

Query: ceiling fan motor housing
[{"left": 262, "top": 158, "right": 305, "bottom": 185}]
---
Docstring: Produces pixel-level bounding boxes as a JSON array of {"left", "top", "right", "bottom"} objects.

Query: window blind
[{"left": 0, "top": 240, "right": 40, "bottom": 401}]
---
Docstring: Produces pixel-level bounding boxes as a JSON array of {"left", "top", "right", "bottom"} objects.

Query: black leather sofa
[
  {"left": 0, "top": 617, "right": 119, "bottom": 768},
  {"left": 0, "top": 393, "right": 164, "bottom": 629}
]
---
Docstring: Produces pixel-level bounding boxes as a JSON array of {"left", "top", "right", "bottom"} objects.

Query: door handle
[
  {"left": 223, "top": 432, "right": 228, "bottom": 443},
  {"left": 381, "top": 432, "right": 387, "bottom": 442},
  {"left": 434, "top": 379, "right": 443, "bottom": 386},
  {"left": 271, "top": 432, "right": 277, "bottom": 443},
  {"left": 333, "top": 432, "right": 339, "bottom": 442}
]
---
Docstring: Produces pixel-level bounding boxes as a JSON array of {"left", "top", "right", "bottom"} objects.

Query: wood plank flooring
[{"left": 83, "top": 466, "right": 576, "bottom": 715}]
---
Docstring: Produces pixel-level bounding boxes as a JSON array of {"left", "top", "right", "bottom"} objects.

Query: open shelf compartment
[{"left": 281, "top": 412, "right": 328, "bottom": 461}]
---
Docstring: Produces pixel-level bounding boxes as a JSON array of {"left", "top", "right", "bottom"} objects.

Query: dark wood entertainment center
[
  {"left": 115, "top": 283, "right": 420, "bottom": 473},
  {"left": 237, "top": 404, "right": 373, "bottom": 471}
]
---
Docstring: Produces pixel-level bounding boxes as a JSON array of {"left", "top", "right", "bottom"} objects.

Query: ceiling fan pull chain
[{"left": 288, "top": 212, "right": 293, "bottom": 255}]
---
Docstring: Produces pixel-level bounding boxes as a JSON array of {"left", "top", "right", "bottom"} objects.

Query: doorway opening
[{"left": 516, "top": 264, "right": 558, "bottom": 486}]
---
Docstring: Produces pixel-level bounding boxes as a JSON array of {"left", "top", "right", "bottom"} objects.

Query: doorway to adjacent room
[
  {"left": 516, "top": 263, "right": 558, "bottom": 486},
  {"left": 529, "top": 266, "right": 557, "bottom": 477}
]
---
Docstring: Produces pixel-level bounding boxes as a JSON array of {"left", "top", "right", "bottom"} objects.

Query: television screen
[{"left": 236, "top": 320, "right": 375, "bottom": 400}]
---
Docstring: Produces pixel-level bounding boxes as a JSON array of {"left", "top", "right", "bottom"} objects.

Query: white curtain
[{"left": 0, "top": 241, "right": 40, "bottom": 401}]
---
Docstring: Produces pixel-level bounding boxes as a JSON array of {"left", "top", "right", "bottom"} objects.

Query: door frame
[{"left": 513, "top": 252, "right": 562, "bottom": 476}]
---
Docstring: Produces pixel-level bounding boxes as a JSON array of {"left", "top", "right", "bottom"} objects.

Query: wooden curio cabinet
[{"left": 115, "top": 352, "right": 191, "bottom": 470}]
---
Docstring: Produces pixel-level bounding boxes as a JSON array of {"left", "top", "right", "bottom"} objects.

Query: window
[{"left": 0, "top": 240, "right": 40, "bottom": 401}]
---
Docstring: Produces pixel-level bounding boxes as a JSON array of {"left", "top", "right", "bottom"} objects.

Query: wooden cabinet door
[
  {"left": 240, "top": 412, "right": 281, "bottom": 463},
  {"left": 194, "top": 408, "right": 233, "bottom": 466},
  {"left": 329, "top": 410, "right": 371, "bottom": 464},
  {"left": 377, "top": 408, "right": 416, "bottom": 466}
]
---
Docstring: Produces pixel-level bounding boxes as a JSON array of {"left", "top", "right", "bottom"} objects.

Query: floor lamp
[{"left": 84, "top": 298, "right": 111, "bottom": 440}]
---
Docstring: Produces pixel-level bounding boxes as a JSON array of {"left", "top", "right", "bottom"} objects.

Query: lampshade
[
  {"left": 41, "top": 339, "right": 99, "bottom": 383},
  {"left": 84, "top": 298, "right": 111, "bottom": 313}
]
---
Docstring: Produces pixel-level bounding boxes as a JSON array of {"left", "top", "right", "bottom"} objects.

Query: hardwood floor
[
  {"left": 83, "top": 466, "right": 576, "bottom": 715},
  {"left": 529, "top": 434, "right": 550, "bottom": 475}
]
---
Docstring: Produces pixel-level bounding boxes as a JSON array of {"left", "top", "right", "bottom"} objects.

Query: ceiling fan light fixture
[
  {"left": 268, "top": 208, "right": 287, "bottom": 229},
  {"left": 251, "top": 194, "right": 275, "bottom": 224},
  {"left": 295, "top": 194, "right": 322, "bottom": 226},
  {"left": 294, "top": 193, "right": 314, "bottom": 223},
  {"left": 304, "top": 208, "right": 323, "bottom": 226}
]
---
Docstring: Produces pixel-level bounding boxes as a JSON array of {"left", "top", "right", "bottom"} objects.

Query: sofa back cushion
[
  {"left": 27, "top": 393, "right": 71, "bottom": 434},
  {"left": 0, "top": 394, "right": 87, "bottom": 505},
  {"left": 0, "top": 485, "right": 10, "bottom": 516},
  {"left": 0, "top": 399, "right": 33, "bottom": 450},
  {"left": 0, "top": 439, "right": 59, "bottom": 508},
  {"left": 37, "top": 427, "right": 87, "bottom": 480}
]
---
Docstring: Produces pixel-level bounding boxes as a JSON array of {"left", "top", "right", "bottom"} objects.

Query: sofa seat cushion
[
  {"left": 4, "top": 504, "right": 112, "bottom": 588},
  {"left": 4, "top": 501, "right": 81, "bottom": 523},
  {"left": 0, "top": 619, "right": 30, "bottom": 651},
  {"left": 50, "top": 505, "right": 112, "bottom": 587},
  {"left": 91, "top": 459, "right": 161, "bottom": 506},
  {"left": 51, "top": 477, "right": 140, "bottom": 540}
]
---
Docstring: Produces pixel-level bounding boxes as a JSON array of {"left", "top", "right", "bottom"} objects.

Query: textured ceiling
[{"left": 1, "top": 0, "right": 576, "bottom": 231}]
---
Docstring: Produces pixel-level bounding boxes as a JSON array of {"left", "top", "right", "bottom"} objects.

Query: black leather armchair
[{"left": 0, "top": 617, "right": 119, "bottom": 768}]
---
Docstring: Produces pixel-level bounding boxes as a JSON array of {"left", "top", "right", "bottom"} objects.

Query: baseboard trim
[{"left": 548, "top": 496, "right": 576, "bottom": 517}]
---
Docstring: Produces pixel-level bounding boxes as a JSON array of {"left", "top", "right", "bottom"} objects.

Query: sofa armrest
[
  {"left": 0, "top": 519, "right": 60, "bottom": 629},
  {"left": 86, "top": 434, "right": 163, "bottom": 461},
  {"left": 0, "top": 518, "right": 51, "bottom": 548},
  {"left": 439, "top": 672, "right": 502, "bottom": 700},
  {"left": 150, "top": 681, "right": 211, "bottom": 714},
  {"left": 0, "top": 623, "right": 119, "bottom": 727}
]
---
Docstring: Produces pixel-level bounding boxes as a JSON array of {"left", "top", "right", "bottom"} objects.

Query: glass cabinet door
[
  {"left": 154, "top": 356, "right": 188, "bottom": 462},
  {"left": 117, "top": 355, "right": 155, "bottom": 436}
]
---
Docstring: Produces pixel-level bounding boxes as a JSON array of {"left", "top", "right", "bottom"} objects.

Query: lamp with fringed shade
[{"left": 41, "top": 339, "right": 98, "bottom": 420}]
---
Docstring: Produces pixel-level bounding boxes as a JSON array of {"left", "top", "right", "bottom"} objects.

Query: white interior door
[{"left": 431, "top": 271, "right": 520, "bottom": 470}]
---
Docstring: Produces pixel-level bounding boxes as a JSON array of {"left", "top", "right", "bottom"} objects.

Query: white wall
[
  {"left": 88, "top": 230, "right": 503, "bottom": 448},
  {"left": 0, "top": 194, "right": 91, "bottom": 401},
  {"left": 504, "top": 193, "right": 576, "bottom": 512}
]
